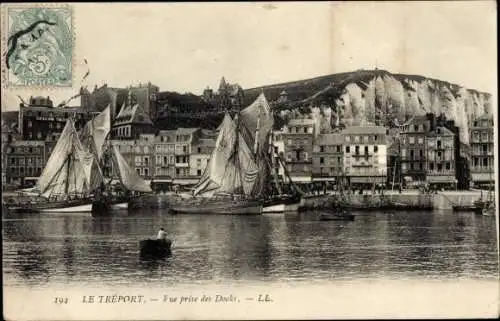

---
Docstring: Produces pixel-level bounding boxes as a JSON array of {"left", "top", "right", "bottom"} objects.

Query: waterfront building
[
  {"left": 18, "top": 96, "right": 97, "bottom": 141},
  {"left": 5, "top": 140, "right": 46, "bottom": 186},
  {"left": 425, "top": 125, "right": 456, "bottom": 189},
  {"left": 469, "top": 115, "right": 494, "bottom": 187},
  {"left": 342, "top": 124, "right": 387, "bottom": 188},
  {"left": 109, "top": 134, "right": 154, "bottom": 180},
  {"left": 111, "top": 92, "right": 155, "bottom": 140},
  {"left": 281, "top": 118, "right": 315, "bottom": 183},
  {"left": 173, "top": 128, "right": 202, "bottom": 185},
  {"left": 271, "top": 130, "right": 286, "bottom": 179},
  {"left": 189, "top": 138, "right": 215, "bottom": 177},
  {"left": 312, "top": 133, "right": 344, "bottom": 182},
  {"left": 399, "top": 115, "right": 433, "bottom": 186},
  {"left": 153, "top": 130, "right": 177, "bottom": 187}
]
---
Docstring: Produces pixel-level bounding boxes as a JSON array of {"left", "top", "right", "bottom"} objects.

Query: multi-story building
[
  {"left": 399, "top": 115, "right": 433, "bottom": 185},
  {"left": 282, "top": 118, "right": 315, "bottom": 183},
  {"left": 469, "top": 115, "right": 494, "bottom": 187},
  {"left": 154, "top": 130, "right": 177, "bottom": 186},
  {"left": 342, "top": 125, "right": 387, "bottom": 188},
  {"left": 189, "top": 138, "right": 215, "bottom": 177},
  {"left": 312, "top": 133, "right": 344, "bottom": 182},
  {"left": 111, "top": 92, "right": 155, "bottom": 140},
  {"left": 5, "top": 140, "right": 46, "bottom": 186},
  {"left": 18, "top": 96, "right": 97, "bottom": 141},
  {"left": 425, "top": 125, "right": 456, "bottom": 189},
  {"left": 174, "top": 128, "right": 201, "bottom": 185},
  {"left": 271, "top": 129, "right": 286, "bottom": 179},
  {"left": 109, "top": 134, "right": 154, "bottom": 181}
]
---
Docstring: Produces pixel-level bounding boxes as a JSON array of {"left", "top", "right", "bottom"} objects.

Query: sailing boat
[
  {"left": 81, "top": 105, "right": 153, "bottom": 214},
  {"left": 170, "top": 93, "right": 295, "bottom": 215},
  {"left": 6, "top": 118, "right": 102, "bottom": 213}
]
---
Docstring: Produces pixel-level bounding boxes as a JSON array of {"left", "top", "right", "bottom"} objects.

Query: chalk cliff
[{"left": 244, "top": 70, "right": 493, "bottom": 144}]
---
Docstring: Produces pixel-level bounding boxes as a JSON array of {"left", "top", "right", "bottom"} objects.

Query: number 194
[{"left": 54, "top": 297, "right": 68, "bottom": 304}]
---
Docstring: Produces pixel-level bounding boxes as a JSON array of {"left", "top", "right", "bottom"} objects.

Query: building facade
[
  {"left": 469, "top": 115, "right": 494, "bottom": 187},
  {"left": 425, "top": 126, "right": 456, "bottom": 188},
  {"left": 5, "top": 140, "right": 46, "bottom": 186},
  {"left": 342, "top": 125, "right": 387, "bottom": 187},
  {"left": 111, "top": 92, "right": 155, "bottom": 140},
  {"left": 399, "top": 115, "right": 432, "bottom": 185},
  {"left": 312, "top": 133, "right": 344, "bottom": 182},
  {"left": 189, "top": 138, "right": 215, "bottom": 177},
  {"left": 281, "top": 118, "right": 315, "bottom": 182},
  {"left": 19, "top": 96, "right": 97, "bottom": 141}
]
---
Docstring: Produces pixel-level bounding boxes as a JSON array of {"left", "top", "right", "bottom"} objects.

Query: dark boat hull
[
  {"left": 5, "top": 198, "right": 93, "bottom": 214},
  {"left": 139, "top": 239, "right": 172, "bottom": 259},
  {"left": 170, "top": 199, "right": 263, "bottom": 215}
]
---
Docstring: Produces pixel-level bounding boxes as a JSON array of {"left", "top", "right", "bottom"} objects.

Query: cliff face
[{"left": 245, "top": 70, "right": 493, "bottom": 144}]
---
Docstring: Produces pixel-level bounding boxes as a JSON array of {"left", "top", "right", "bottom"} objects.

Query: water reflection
[{"left": 2, "top": 210, "right": 498, "bottom": 287}]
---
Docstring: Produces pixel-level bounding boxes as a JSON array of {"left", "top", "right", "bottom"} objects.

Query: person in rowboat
[{"left": 157, "top": 228, "right": 168, "bottom": 244}]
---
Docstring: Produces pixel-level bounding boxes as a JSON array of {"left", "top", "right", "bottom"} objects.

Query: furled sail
[
  {"left": 111, "top": 145, "right": 152, "bottom": 193},
  {"left": 193, "top": 113, "right": 260, "bottom": 197},
  {"left": 36, "top": 119, "right": 100, "bottom": 198}
]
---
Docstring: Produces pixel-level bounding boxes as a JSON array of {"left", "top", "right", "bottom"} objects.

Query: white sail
[
  {"left": 79, "top": 105, "right": 111, "bottom": 161},
  {"left": 111, "top": 145, "right": 152, "bottom": 193},
  {"left": 193, "top": 113, "right": 260, "bottom": 197},
  {"left": 239, "top": 93, "right": 274, "bottom": 155},
  {"left": 37, "top": 119, "right": 99, "bottom": 198}
]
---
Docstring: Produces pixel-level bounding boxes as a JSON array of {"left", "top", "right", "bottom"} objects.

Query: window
[
  {"left": 197, "top": 169, "right": 202, "bottom": 176},
  {"left": 19, "top": 157, "right": 25, "bottom": 165},
  {"left": 474, "top": 157, "right": 479, "bottom": 166},
  {"left": 419, "top": 150, "right": 423, "bottom": 157},
  {"left": 346, "top": 136, "right": 350, "bottom": 142},
  {"left": 374, "top": 135, "right": 377, "bottom": 141},
  {"left": 354, "top": 136, "right": 360, "bottom": 143},
  {"left": 414, "top": 125, "right": 418, "bottom": 132},
  {"left": 430, "top": 163, "right": 434, "bottom": 171},
  {"left": 409, "top": 137, "right": 415, "bottom": 144},
  {"left": 473, "top": 131, "right": 479, "bottom": 141},
  {"left": 418, "top": 137, "right": 423, "bottom": 144},
  {"left": 135, "top": 146, "right": 141, "bottom": 153},
  {"left": 346, "top": 146, "right": 350, "bottom": 153},
  {"left": 337, "top": 156, "right": 341, "bottom": 163},
  {"left": 156, "top": 145, "right": 161, "bottom": 152},
  {"left": 320, "top": 157, "right": 324, "bottom": 164},
  {"left": 144, "top": 146, "right": 149, "bottom": 154},
  {"left": 176, "top": 168, "right": 180, "bottom": 175},
  {"left": 401, "top": 149, "right": 406, "bottom": 157},
  {"left": 410, "top": 163, "right": 414, "bottom": 170},
  {"left": 336, "top": 146, "right": 341, "bottom": 153},
  {"left": 482, "top": 158, "right": 488, "bottom": 167},
  {"left": 320, "top": 146, "right": 325, "bottom": 153},
  {"left": 437, "top": 140, "right": 441, "bottom": 148},
  {"left": 355, "top": 146, "right": 360, "bottom": 154},
  {"left": 144, "top": 168, "right": 149, "bottom": 176},
  {"left": 364, "top": 146, "right": 369, "bottom": 154},
  {"left": 481, "top": 132, "right": 488, "bottom": 142},
  {"left": 410, "top": 150, "right": 414, "bottom": 159},
  {"left": 156, "top": 167, "right": 161, "bottom": 175},
  {"left": 28, "top": 121, "right": 32, "bottom": 128},
  {"left": 437, "top": 151, "right": 442, "bottom": 158},
  {"left": 446, "top": 163, "right": 451, "bottom": 170},
  {"left": 28, "top": 132, "right": 33, "bottom": 139},
  {"left": 135, "top": 156, "right": 141, "bottom": 165},
  {"left": 374, "top": 146, "right": 378, "bottom": 153},
  {"left": 303, "top": 127, "right": 307, "bottom": 133},
  {"left": 419, "top": 163, "right": 423, "bottom": 170}
]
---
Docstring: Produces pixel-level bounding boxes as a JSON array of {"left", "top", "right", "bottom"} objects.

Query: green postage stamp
[{"left": 3, "top": 5, "right": 73, "bottom": 87}]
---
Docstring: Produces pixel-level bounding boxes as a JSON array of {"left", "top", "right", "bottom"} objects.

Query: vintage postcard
[{"left": 1, "top": 1, "right": 498, "bottom": 320}]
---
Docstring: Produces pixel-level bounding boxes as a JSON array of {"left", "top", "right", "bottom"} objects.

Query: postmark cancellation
[{"left": 2, "top": 4, "right": 74, "bottom": 88}]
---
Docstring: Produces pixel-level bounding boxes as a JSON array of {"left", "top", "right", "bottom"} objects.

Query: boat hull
[
  {"left": 6, "top": 198, "right": 93, "bottom": 214},
  {"left": 262, "top": 202, "right": 300, "bottom": 214},
  {"left": 139, "top": 239, "right": 172, "bottom": 259},
  {"left": 170, "top": 199, "right": 263, "bottom": 215}
]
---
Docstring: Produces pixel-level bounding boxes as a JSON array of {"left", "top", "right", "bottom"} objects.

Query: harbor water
[{"left": 2, "top": 209, "right": 498, "bottom": 288}]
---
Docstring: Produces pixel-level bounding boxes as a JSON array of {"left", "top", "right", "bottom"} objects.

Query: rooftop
[
  {"left": 427, "top": 126, "right": 454, "bottom": 137},
  {"left": 288, "top": 118, "right": 315, "bottom": 126}
]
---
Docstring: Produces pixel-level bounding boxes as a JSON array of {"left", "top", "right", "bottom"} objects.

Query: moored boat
[
  {"left": 4, "top": 117, "right": 105, "bottom": 214},
  {"left": 170, "top": 197, "right": 262, "bottom": 215}
]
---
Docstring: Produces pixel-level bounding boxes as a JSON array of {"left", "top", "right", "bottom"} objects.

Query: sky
[{"left": 1, "top": 1, "right": 497, "bottom": 111}]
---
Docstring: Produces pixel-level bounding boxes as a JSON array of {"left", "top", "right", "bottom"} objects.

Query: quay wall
[{"left": 299, "top": 191, "right": 486, "bottom": 211}]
